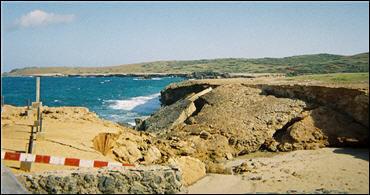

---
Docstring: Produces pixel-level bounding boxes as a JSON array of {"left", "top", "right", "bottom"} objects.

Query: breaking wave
[{"left": 105, "top": 93, "right": 161, "bottom": 111}]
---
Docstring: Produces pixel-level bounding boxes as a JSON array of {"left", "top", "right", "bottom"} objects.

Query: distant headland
[{"left": 2, "top": 52, "right": 368, "bottom": 78}]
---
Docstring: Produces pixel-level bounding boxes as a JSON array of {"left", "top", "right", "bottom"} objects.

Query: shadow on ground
[
  {"left": 1, "top": 148, "right": 26, "bottom": 153},
  {"left": 332, "top": 147, "right": 369, "bottom": 161}
]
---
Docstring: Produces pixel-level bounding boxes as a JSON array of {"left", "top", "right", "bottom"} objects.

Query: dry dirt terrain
[{"left": 188, "top": 148, "right": 369, "bottom": 194}]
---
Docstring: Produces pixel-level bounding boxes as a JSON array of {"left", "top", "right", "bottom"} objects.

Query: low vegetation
[
  {"left": 285, "top": 73, "right": 369, "bottom": 83},
  {"left": 3, "top": 52, "right": 368, "bottom": 76}
]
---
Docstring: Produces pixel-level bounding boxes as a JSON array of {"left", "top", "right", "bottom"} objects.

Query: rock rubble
[{"left": 15, "top": 166, "right": 188, "bottom": 194}]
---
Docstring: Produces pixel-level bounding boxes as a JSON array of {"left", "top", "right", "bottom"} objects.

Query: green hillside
[{"left": 4, "top": 52, "right": 369, "bottom": 76}]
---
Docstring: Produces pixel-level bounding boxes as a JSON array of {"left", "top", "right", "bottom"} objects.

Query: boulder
[
  {"left": 205, "top": 162, "right": 232, "bottom": 174},
  {"left": 168, "top": 156, "right": 206, "bottom": 186},
  {"left": 144, "top": 146, "right": 162, "bottom": 164},
  {"left": 112, "top": 141, "right": 143, "bottom": 163}
]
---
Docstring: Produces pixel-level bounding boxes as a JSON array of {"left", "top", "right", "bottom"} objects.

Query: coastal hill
[{"left": 4, "top": 52, "right": 368, "bottom": 76}]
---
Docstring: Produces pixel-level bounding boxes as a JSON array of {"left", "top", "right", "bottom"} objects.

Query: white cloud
[{"left": 9, "top": 10, "right": 75, "bottom": 30}]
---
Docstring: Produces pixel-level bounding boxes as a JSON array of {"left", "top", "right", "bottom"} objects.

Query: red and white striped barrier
[{"left": 1, "top": 151, "right": 135, "bottom": 168}]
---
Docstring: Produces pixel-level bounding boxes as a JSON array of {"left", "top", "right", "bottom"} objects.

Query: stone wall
[{"left": 15, "top": 165, "right": 188, "bottom": 194}]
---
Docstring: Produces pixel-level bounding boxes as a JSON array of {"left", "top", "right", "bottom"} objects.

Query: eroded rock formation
[
  {"left": 95, "top": 79, "right": 368, "bottom": 173},
  {"left": 140, "top": 79, "right": 369, "bottom": 164}
]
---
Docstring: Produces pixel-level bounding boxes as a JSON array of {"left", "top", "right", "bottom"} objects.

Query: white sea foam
[
  {"left": 106, "top": 93, "right": 160, "bottom": 111},
  {"left": 133, "top": 77, "right": 162, "bottom": 81}
]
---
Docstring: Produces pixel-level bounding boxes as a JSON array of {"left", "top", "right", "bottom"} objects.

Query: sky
[{"left": 1, "top": 1, "right": 369, "bottom": 73}]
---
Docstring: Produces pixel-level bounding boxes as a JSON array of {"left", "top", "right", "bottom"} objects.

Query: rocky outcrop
[
  {"left": 149, "top": 79, "right": 368, "bottom": 162},
  {"left": 164, "top": 84, "right": 309, "bottom": 161},
  {"left": 258, "top": 84, "right": 369, "bottom": 128},
  {"left": 16, "top": 165, "right": 187, "bottom": 194},
  {"left": 264, "top": 106, "right": 369, "bottom": 152},
  {"left": 160, "top": 84, "right": 218, "bottom": 106},
  {"left": 186, "top": 71, "right": 231, "bottom": 79}
]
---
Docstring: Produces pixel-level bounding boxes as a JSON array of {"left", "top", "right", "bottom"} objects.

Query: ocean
[{"left": 1, "top": 76, "right": 185, "bottom": 125}]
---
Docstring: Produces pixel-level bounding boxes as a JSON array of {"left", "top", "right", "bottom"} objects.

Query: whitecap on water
[
  {"left": 105, "top": 93, "right": 161, "bottom": 112},
  {"left": 103, "top": 113, "right": 149, "bottom": 125}
]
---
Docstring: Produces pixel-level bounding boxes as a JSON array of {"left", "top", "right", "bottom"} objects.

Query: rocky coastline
[
  {"left": 1, "top": 77, "right": 369, "bottom": 194},
  {"left": 2, "top": 71, "right": 285, "bottom": 80}
]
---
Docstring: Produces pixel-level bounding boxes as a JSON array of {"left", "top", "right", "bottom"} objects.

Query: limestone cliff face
[
  {"left": 257, "top": 84, "right": 369, "bottom": 128},
  {"left": 160, "top": 80, "right": 368, "bottom": 129},
  {"left": 150, "top": 79, "right": 369, "bottom": 162}
]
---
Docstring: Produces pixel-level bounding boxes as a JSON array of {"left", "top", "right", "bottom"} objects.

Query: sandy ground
[
  {"left": 188, "top": 147, "right": 369, "bottom": 194},
  {"left": 1, "top": 105, "right": 123, "bottom": 173}
]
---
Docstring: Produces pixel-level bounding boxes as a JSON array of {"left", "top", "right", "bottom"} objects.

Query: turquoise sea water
[{"left": 1, "top": 76, "right": 185, "bottom": 125}]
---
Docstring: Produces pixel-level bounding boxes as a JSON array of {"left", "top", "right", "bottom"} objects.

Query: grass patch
[{"left": 286, "top": 73, "right": 369, "bottom": 83}]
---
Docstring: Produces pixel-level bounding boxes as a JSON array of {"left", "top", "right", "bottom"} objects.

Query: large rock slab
[
  {"left": 137, "top": 87, "right": 212, "bottom": 135},
  {"left": 137, "top": 99, "right": 196, "bottom": 134}
]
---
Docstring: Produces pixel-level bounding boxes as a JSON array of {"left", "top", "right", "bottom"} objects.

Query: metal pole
[
  {"left": 28, "top": 126, "right": 34, "bottom": 154},
  {"left": 27, "top": 99, "right": 30, "bottom": 110}
]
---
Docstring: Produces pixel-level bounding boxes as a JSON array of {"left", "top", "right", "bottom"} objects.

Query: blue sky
[{"left": 1, "top": 1, "right": 369, "bottom": 73}]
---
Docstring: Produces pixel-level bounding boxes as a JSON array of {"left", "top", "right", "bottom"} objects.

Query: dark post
[
  {"left": 36, "top": 105, "right": 40, "bottom": 121},
  {"left": 27, "top": 99, "right": 30, "bottom": 110},
  {"left": 1, "top": 96, "right": 4, "bottom": 107},
  {"left": 36, "top": 106, "right": 40, "bottom": 131},
  {"left": 39, "top": 114, "right": 43, "bottom": 132},
  {"left": 28, "top": 126, "right": 34, "bottom": 153}
]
